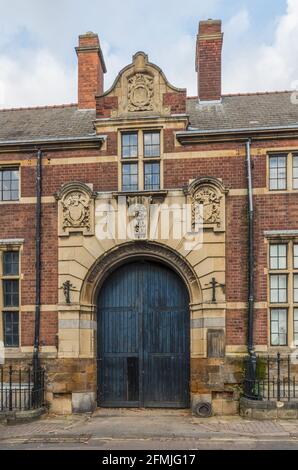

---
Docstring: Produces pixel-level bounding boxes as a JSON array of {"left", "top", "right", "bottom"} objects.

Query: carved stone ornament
[
  {"left": 127, "top": 73, "right": 154, "bottom": 111},
  {"left": 186, "top": 177, "right": 228, "bottom": 232},
  {"left": 55, "top": 182, "right": 96, "bottom": 237},
  {"left": 127, "top": 195, "right": 152, "bottom": 240},
  {"left": 193, "top": 187, "right": 221, "bottom": 227}
]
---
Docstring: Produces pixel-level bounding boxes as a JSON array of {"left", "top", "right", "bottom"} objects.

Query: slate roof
[
  {"left": 0, "top": 91, "right": 298, "bottom": 143},
  {"left": 186, "top": 92, "right": 298, "bottom": 131},
  {"left": 0, "top": 105, "right": 96, "bottom": 143}
]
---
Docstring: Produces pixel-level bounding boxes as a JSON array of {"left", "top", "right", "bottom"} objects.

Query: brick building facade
[{"left": 1, "top": 19, "right": 298, "bottom": 415}]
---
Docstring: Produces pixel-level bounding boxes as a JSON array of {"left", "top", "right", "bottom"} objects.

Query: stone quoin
[{"left": 1, "top": 19, "right": 298, "bottom": 415}]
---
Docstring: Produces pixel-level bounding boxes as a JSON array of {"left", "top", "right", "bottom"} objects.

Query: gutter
[
  {"left": 0, "top": 135, "right": 106, "bottom": 152},
  {"left": 246, "top": 139, "right": 255, "bottom": 357},
  {"left": 176, "top": 124, "right": 298, "bottom": 144}
]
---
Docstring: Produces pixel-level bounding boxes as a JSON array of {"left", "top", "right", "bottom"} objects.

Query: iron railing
[
  {"left": 0, "top": 365, "right": 45, "bottom": 412},
  {"left": 243, "top": 353, "right": 298, "bottom": 401}
]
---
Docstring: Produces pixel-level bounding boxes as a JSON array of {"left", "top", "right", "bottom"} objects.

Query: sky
[{"left": 0, "top": 0, "right": 297, "bottom": 108}]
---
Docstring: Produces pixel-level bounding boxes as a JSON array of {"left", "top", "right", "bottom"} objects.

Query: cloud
[
  {"left": 0, "top": 49, "right": 76, "bottom": 108},
  {"left": 225, "top": 9, "right": 250, "bottom": 37},
  {"left": 0, "top": 0, "right": 296, "bottom": 107},
  {"left": 0, "top": 0, "right": 222, "bottom": 107},
  {"left": 223, "top": 0, "right": 298, "bottom": 93}
]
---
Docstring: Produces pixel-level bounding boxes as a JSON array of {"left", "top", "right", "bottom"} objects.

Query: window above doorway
[{"left": 120, "top": 130, "right": 161, "bottom": 192}]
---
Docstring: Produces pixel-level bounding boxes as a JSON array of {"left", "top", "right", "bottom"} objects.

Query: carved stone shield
[{"left": 128, "top": 73, "right": 154, "bottom": 111}]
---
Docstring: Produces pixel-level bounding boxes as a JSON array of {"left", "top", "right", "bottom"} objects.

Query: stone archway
[
  {"left": 79, "top": 241, "right": 203, "bottom": 409},
  {"left": 80, "top": 240, "right": 202, "bottom": 308}
]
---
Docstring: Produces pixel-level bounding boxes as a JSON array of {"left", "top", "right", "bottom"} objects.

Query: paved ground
[{"left": 1, "top": 409, "right": 298, "bottom": 450}]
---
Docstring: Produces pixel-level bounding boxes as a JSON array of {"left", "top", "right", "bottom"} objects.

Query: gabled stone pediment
[{"left": 96, "top": 52, "right": 186, "bottom": 119}]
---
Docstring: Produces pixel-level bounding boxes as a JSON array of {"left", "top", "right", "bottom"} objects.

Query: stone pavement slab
[{"left": 0, "top": 409, "right": 298, "bottom": 445}]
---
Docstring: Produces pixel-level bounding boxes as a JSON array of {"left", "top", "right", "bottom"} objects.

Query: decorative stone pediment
[
  {"left": 55, "top": 182, "right": 96, "bottom": 237},
  {"left": 96, "top": 51, "right": 186, "bottom": 119},
  {"left": 186, "top": 177, "right": 228, "bottom": 232}
]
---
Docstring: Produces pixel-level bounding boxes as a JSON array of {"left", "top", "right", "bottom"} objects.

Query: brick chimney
[
  {"left": 76, "top": 32, "right": 107, "bottom": 109},
  {"left": 196, "top": 20, "right": 223, "bottom": 103}
]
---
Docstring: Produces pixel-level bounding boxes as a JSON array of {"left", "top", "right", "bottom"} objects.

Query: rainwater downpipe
[
  {"left": 33, "top": 149, "right": 42, "bottom": 378},
  {"left": 246, "top": 139, "right": 255, "bottom": 360}
]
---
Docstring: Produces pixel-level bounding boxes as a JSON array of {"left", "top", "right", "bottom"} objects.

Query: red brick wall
[
  {"left": 96, "top": 96, "right": 118, "bottom": 118},
  {"left": 163, "top": 91, "right": 186, "bottom": 114},
  {"left": 226, "top": 309, "right": 267, "bottom": 346},
  {"left": 0, "top": 202, "right": 58, "bottom": 345},
  {"left": 2, "top": 134, "right": 298, "bottom": 350},
  {"left": 196, "top": 20, "right": 222, "bottom": 101},
  {"left": 77, "top": 33, "right": 104, "bottom": 109},
  {"left": 21, "top": 311, "right": 58, "bottom": 347},
  {"left": 0, "top": 146, "right": 119, "bottom": 348},
  {"left": 164, "top": 155, "right": 248, "bottom": 189}
]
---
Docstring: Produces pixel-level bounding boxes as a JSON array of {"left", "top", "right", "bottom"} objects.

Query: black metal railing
[
  {"left": 243, "top": 353, "right": 298, "bottom": 401},
  {"left": 0, "top": 365, "right": 45, "bottom": 412}
]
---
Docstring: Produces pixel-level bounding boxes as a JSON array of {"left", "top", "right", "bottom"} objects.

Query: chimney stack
[
  {"left": 196, "top": 20, "right": 223, "bottom": 103},
  {"left": 76, "top": 32, "right": 107, "bottom": 109}
]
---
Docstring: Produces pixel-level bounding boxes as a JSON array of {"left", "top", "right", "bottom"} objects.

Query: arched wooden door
[{"left": 97, "top": 261, "right": 190, "bottom": 408}]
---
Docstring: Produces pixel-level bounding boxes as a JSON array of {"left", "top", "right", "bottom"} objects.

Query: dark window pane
[
  {"left": 3, "top": 251, "right": 19, "bottom": 276},
  {"left": 122, "top": 163, "right": 138, "bottom": 191},
  {"left": 269, "top": 155, "right": 287, "bottom": 191},
  {"left": 3, "top": 312, "right": 19, "bottom": 347},
  {"left": 3, "top": 280, "right": 19, "bottom": 307},
  {"left": 294, "top": 245, "right": 298, "bottom": 269},
  {"left": 122, "top": 134, "right": 130, "bottom": 146},
  {"left": 270, "top": 309, "right": 287, "bottom": 346},
  {"left": 293, "top": 155, "right": 298, "bottom": 189},
  {"left": 3, "top": 171, "right": 12, "bottom": 181},
  {"left": 270, "top": 274, "right": 287, "bottom": 303},
  {"left": 122, "top": 133, "right": 138, "bottom": 158},
  {"left": 144, "top": 132, "right": 160, "bottom": 157},
  {"left": 0, "top": 168, "right": 19, "bottom": 201},
  {"left": 269, "top": 244, "right": 287, "bottom": 270},
  {"left": 294, "top": 309, "right": 298, "bottom": 347},
  {"left": 11, "top": 180, "right": 19, "bottom": 190},
  {"left": 144, "top": 162, "right": 160, "bottom": 190}
]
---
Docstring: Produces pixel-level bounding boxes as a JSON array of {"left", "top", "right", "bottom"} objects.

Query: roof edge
[
  {"left": 186, "top": 90, "right": 293, "bottom": 100},
  {"left": 0, "top": 103, "right": 78, "bottom": 113},
  {"left": 0, "top": 135, "right": 106, "bottom": 152},
  {"left": 176, "top": 125, "right": 298, "bottom": 144}
]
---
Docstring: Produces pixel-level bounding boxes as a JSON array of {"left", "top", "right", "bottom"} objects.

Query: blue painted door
[{"left": 97, "top": 261, "right": 190, "bottom": 407}]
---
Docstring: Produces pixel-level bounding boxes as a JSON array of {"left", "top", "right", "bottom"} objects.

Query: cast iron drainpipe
[
  {"left": 246, "top": 139, "right": 257, "bottom": 366},
  {"left": 32, "top": 149, "right": 42, "bottom": 395}
]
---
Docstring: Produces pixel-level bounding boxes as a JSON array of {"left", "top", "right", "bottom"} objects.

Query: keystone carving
[
  {"left": 55, "top": 182, "right": 96, "bottom": 236},
  {"left": 186, "top": 177, "right": 228, "bottom": 232},
  {"left": 127, "top": 73, "right": 154, "bottom": 111}
]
